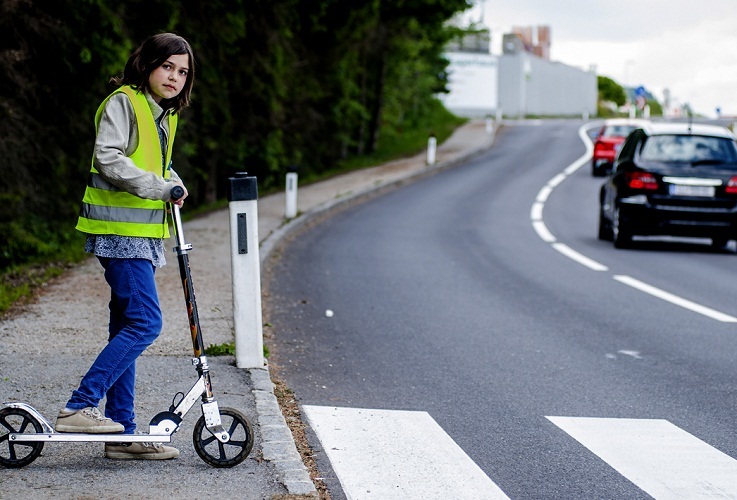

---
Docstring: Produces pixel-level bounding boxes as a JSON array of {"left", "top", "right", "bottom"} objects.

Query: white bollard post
[
  {"left": 285, "top": 167, "right": 298, "bottom": 219},
  {"left": 426, "top": 135, "right": 437, "bottom": 166},
  {"left": 582, "top": 109, "right": 589, "bottom": 121},
  {"left": 227, "top": 173, "right": 264, "bottom": 369},
  {"left": 629, "top": 103, "right": 636, "bottom": 119},
  {"left": 644, "top": 104, "right": 651, "bottom": 119},
  {"left": 495, "top": 107, "right": 502, "bottom": 123},
  {"left": 485, "top": 117, "right": 493, "bottom": 134}
]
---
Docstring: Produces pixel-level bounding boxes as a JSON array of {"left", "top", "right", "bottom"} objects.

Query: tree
[
  {"left": 0, "top": 0, "right": 472, "bottom": 270},
  {"left": 597, "top": 75, "right": 626, "bottom": 107}
]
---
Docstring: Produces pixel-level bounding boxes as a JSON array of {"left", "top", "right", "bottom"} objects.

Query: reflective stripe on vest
[
  {"left": 76, "top": 86, "right": 178, "bottom": 238},
  {"left": 80, "top": 204, "right": 166, "bottom": 225}
]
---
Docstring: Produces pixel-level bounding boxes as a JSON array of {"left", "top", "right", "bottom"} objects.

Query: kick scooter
[{"left": 0, "top": 186, "right": 254, "bottom": 468}]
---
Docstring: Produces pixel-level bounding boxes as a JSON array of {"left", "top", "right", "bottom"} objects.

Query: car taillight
[
  {"left": 594, "top": 141, "right": 615, "bottom": 153},
  {"left": 726, "top": 176, "right": 737, "bottom": 194},
  {"left": 626, "top": 172, "right": 658, "bottom": 190}
]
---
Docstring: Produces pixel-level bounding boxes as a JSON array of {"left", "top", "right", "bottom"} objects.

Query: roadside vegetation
[
  {"left": 1, "top": 1, "right": 472, "bottom": 315},
  {"left": 597, "top": 74, "right": 664, "bottom": 118}
]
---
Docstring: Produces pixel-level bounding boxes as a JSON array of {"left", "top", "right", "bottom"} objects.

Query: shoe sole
[
  {"left": 56, "top": 424, "right": 125, "bottom": 433},
  {"left": 105, "top": 450, "right": 179, "bottom": 460}
]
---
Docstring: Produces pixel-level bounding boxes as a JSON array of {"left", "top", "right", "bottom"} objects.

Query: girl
[{"left": 55, "top": 33, "right": 195, "bottom": 461}]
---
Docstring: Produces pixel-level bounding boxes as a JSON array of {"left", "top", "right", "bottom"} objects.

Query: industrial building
[{"left": 439, "top": 26, "right": 597, "bottom": 119}]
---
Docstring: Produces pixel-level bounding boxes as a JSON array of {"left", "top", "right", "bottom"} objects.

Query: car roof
[
  {"left": 640, "top": 122, "right": 735, "bottom": 139},
  {"left": 602, "top": 118, "right": 651, "bottom": 127}
]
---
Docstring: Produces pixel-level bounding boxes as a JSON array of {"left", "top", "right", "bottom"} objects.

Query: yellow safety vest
[{"left": 76, "top": 85, "right": 178, "bottom": 238}]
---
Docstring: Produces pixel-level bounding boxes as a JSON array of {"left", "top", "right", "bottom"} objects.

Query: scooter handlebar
[{"left": 170, "top": 185, "right": 185, "bottom": 202}]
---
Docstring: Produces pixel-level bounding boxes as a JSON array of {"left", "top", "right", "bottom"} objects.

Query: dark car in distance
[
  {"left": 591, "top": 118, "right": 650, "bottom": 176},
  {"left": 599, "top": 122, "right": 737, "bottom": 248}
]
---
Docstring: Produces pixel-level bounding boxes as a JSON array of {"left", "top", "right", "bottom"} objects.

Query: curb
[{"left": 249, "top": 125, "right": 498, "bottom": 496}]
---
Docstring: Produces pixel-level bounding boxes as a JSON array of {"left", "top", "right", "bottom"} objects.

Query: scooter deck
[{"left": 11, "top": 432, "right": 173, "bottom": 443}]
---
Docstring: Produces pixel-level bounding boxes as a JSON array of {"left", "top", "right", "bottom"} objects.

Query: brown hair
[{"left": 111, "top": 33, "right": 195, "bottom": 113}]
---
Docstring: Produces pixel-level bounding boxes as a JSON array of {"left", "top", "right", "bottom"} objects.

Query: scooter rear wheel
[
  {"left": 193, "top": 407, "right": 253, "bottom": 467},
  {"left": 0, "top": 407, "right": 45, "bottom": 468}
]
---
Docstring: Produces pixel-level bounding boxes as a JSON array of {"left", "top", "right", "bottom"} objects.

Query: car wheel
[
  {"left": 598, "top": 209, "right": 613, "bottom": 241},
  {"left": 592, "top": 161, "right": 603, "bottom": 177},
  {"left": 612, "top": 207, "right": 632, "bottom": 248}
]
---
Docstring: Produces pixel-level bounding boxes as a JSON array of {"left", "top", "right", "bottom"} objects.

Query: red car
[{"left": 592, "top": 119, "right": 650, "bottom": 176}]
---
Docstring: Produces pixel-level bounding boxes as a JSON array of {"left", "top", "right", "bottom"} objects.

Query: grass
[
  {"left": 204, "top": 341, "right": 270, "bottom": 359},
  {"left": 0, "top": 106, "right": 467, "bottom": 316},
  {"left": 0, "top": 228, "right": 88, "bottom": 317},
  {"left": 0, "top": 264, "right": 71, "bottom": 313},
  {"left": 204, "top": 342, "right": 236, "bottom": 356},
  {"left": 300, "top": 101, "right": 467, "bottom": 185}
]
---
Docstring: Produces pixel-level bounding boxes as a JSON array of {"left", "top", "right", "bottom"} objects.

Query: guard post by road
[
  {"left": 285, "top": 164, "right": 298, "bottom": 219},
  {"left": 227, "top": 172, "right": 264, "bottom": 369},
  {"left": 427, "top": 134, "right": 437, "bottom": 165}
]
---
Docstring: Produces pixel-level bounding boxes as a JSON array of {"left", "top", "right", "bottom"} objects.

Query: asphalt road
[{"left": 265, "top": 119, "right": 737, "bottom": 498}]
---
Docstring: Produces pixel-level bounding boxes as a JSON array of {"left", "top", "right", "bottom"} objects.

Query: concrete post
[
  {"left": 427, "top": 135, "right": 437, "bottom": 166},
  {"left": 227, "top": 173, "right": 264, "bottom": 368},
  {"left": 285, "top": 165, "right": 298, "bottom": 219}
]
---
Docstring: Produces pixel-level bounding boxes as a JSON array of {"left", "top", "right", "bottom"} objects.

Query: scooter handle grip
[{"left": 170, "top": 185, "right": 185, "bottom": 201}]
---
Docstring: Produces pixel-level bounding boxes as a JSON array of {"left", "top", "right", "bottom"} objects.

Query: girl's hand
[{"left": 169, "top": 183, "right": 188, "bottom": 207}]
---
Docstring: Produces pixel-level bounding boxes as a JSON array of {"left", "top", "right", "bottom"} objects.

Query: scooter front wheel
[
  {"left": 193, "top": 407, "right": 253, "bottom": 467},
  {"left": 0, "top": 407, "right": 45, "bottom": 468}
]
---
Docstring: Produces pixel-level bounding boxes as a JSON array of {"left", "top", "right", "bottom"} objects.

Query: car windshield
[
  {"left": 639, "top": 134, "right": 737, "bottom": 165},
  {"left": 602, "top": 125, "right": 637, "bottom": 138}
]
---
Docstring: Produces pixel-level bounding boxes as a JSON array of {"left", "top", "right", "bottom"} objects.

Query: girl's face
[{"left": 148, "top": 53, "right": 189, "bottom": 104}]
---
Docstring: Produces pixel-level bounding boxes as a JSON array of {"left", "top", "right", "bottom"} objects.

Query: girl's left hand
[{"left": 169, "top": 183, "right": 188, "bottom": 207}]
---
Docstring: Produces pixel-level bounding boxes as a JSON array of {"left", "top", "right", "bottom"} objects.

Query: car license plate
[{"left": 669, "top": 184, "right": 715, "bottom": 197}]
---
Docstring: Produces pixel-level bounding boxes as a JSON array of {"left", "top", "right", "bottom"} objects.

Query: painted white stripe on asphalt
[
  {"left": 536, "top": 185, "right": 553, "bottom": 202},
  {"left": 547, "top": 416, "right": 737, "bottom": 498},
  {"left": 532, "top": 220, "right": 556, "bottom": 242},
  {"left": 302, "top": 406, "right": 509, "bottom": 499},
  {"left": 530, "top": 202, "right": 544, "bottom": 221},
  {"left": 552, "top": 243, "right": 608, "bottom": 271},
  {"left": 564, "top": 127, "right": 594, "bottom": 175},
  {"left": 548, "top": 173, "right": 567, "bottom": 188},
  {"left": 613, "top": 275, "right": 737, "bottom": 322}
]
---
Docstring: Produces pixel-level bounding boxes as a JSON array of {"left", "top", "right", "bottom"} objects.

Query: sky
[{"left": 463, "top": 0, "right": 737, "bottom": 117}]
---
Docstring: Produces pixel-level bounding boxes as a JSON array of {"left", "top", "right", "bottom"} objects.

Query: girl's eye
[
  {"left": 162, "top": 63, "right": 171, "bottom": 70},
  {"left": 179, "top": 70, "right": 188, "bottom": 77}
]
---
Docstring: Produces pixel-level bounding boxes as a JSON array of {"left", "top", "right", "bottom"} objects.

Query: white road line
[
  {"left": 613, "top": 275, "right": 737, "bottom": 322},
  {"left": 536, "top": 185, "right": 553, "bottom": 202},
  {"left": 529, "top": 123, "right": 737, "bottom": 322},
  {"left": 530, "top": 201, "right": 544, "bottom": 221},
  {"left": 302, "top": 405, "right": 509, "bottom": 499},
  {"left": 547, "top": 416, "right": 737, "bottom": 499},
  {"left": 532, "top": 220, "right": 556, "bottom": 242},
  {"left": 552, "top": 243, "right": 608, "bottom": 271},
  {"left": 548, "top": 173, "right": 567, "bottom": 188}
]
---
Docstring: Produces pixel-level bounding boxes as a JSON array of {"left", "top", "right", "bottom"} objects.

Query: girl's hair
[{"left": 112, "top": 33, "right": 195, "bottom": 113}]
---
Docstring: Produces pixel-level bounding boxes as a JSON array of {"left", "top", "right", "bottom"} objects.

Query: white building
[{"left": 440, "top": 30, "right": 597, "bottom": 119}]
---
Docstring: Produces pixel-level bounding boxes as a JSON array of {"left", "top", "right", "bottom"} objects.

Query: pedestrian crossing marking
[
  {"left": 302, "top": 405, "right": 509, "bottom": 499},
  {"left": 547, "top": 416, "right": 737, "bottom": 498}
]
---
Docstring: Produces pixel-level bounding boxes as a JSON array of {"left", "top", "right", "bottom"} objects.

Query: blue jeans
[{"left": 66, "top": 257, "right": 162, "bottom": 434}]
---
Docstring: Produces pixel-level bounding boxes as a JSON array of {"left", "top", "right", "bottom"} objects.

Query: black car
[{"left": 599, "top": 122, "right": 737, "bottom": 248}]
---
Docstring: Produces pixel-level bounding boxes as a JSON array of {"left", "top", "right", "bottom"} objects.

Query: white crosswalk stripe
[
  {"left": 302, "top": 405, "right": 509, "bottom": 499},
  {"left": 304, "top": 406, "right": 737, "bottom": 499},
  {"left": 548, "top": 416, "right": 737, "bottom": 499}
]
